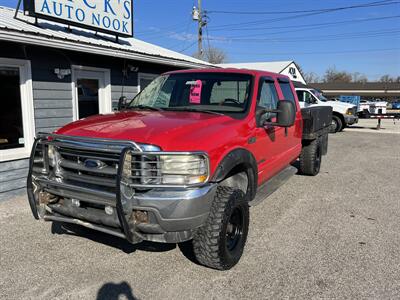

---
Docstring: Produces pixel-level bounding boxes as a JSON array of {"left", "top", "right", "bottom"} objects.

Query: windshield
[
  {"left": 128, "top": 72, "right": 252, "bottom": 114},
  {"left": 311, "top": 89, "right": 328, "bottom": 102}
]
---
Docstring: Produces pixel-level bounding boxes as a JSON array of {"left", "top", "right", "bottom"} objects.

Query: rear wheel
[
  {"left": 192, "top": 186, "right": 249, "bottom": 270},
  {"left": 299, "top": 139, "right": 322, "bottom": 176},
  {"left": 330, "top": 115, "right": 343, "bottom": 133}
]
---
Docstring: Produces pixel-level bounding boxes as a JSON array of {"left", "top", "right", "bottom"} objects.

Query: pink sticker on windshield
[{"left": 189, "top": 80, "right": 202, "bottom": 104}]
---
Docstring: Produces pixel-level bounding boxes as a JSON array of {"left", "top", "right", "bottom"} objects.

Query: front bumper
[
  {"left": 344, "top": 115, "right": 358, "bottom": 125},
  {"left": 27, "top": 134, "right": 216, "bottom": 244}
]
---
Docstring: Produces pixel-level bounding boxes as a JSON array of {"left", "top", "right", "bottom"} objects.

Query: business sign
[{"left": 24, "top": 0, "right": 133, "bottom": 37}]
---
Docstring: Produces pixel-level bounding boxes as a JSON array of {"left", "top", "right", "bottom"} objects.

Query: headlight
[
  {"left": 346, "top": 108, "right": 353, "bottom": 115},
  {"left": 122, "top": 152, "right": 209, "bottom": 187},
  {"left": 160, "top": 154, "right": 208, "bottom": 185}
]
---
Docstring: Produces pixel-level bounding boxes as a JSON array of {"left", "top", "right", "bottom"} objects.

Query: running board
[{"left": 250, "top": 165, "right": 297, "bottom": 206}]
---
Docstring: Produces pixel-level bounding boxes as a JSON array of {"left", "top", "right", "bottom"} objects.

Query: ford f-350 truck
[{"left": 27, "top": 69, "right": 331, "bottom": 270}]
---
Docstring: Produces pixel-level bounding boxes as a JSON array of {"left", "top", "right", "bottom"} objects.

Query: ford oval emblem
[{"left": 84, "top": 159, "right": 106, "bottom": 169}]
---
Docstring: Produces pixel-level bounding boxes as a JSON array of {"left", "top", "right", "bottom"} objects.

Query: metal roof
[
  {"left": 0, "top": 6, "right": 213, "bottom": 68},
  {"left": 218, "top": 61, "right": 293, "bottom": 73},
  {"left": 311, "top": 82, "right": 400, "bottom": 91},
  {"left": 311, "top": 82, "right": 400, "bottom": 97}
]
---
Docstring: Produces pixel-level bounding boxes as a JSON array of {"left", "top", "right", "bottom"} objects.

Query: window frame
[
  {"left": 255, "top": 76, "right": 280, "bottom": 126},
  {"left": 257, "top": 76, "right": 279, "bottom": 108},
  {"left": 0, "top": 58, "right": 35, "bottom": 162},
  {"left": 277, "top": 77, "right": 297, "bottom": 110}
]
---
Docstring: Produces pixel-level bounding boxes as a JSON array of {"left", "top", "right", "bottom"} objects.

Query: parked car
[
  {"left": 27, "top": 69, "right": 331, "bottom": 270},
  {"left": 295, "top": 86, "right": 358, "bottom": 133}
]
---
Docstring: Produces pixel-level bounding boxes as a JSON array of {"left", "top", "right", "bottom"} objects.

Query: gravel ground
[
  {"left": 1, "top": 130, "right": 399, "bottom": 300},
  {"left": 347, "top": 118, "right": 400, "bottom": 134}
]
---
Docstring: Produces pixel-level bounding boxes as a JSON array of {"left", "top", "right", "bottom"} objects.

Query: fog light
[
  {"left": 71, "top": 199, "right": 80, "bottom": 207},
  {"left": 105, "top": 206, "right": 114, "bottom": 215},
  {"left": 121, "top": 183, "right": 135, "bottom": 199}
]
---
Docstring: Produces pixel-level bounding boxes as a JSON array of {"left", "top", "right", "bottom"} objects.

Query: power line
[
  {"left": 208, "top": 29, "right": 400, "bottom": 43},
  {"left": 206, "top": 0, "right": 398, "bottom": 15},
  {"left": 207, "top": 0, "right": 400, "bottom": 30},
  {"left": 216, "top": 15, "right": 400, "bottom": 39},
  {"left": 228, "top": 47, "right": 400, "bottom": 56},
  {"left": 208, "top": 14, "right": 400, "bottom": 33},
  {"left": 178, "top": 40, "right": 197, "bottom": 53}
]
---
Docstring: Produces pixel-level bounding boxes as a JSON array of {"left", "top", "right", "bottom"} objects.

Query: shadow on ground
[
  {"left": 51, "top": 222, "right": 176, "bottom": 254},
  {"left": 97, "top": 281, "right": 137, "bottom": 300},
  {"left": 51, "top": 222, "right": 201, "bottom": 266}
]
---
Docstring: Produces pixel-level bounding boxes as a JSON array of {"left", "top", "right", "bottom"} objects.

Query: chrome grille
[{"left": 57, "top": 146, "right": 120, "bottom": 191}]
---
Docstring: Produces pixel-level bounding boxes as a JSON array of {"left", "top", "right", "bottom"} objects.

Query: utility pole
[
  {"left": 192, "top": 0, "right": 206, "bottom": 59},
  {"left": 197, "top": 0, "right": 203, "bottom": 58}
]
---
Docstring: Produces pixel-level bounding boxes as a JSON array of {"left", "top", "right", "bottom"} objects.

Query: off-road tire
[
  {"left": 299, "top": 139, "right": 322, "bottom": 176},
  {"left": 330, "top": 115, "right": 343, "bottom": 133},
  {"left": 192, "top": 186, "right": 249, "bottom": 270}
]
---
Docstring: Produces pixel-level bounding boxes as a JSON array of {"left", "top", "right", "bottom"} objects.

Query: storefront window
[
  {"left": 0, "top": 67, "right": 24, "bottom": 150},
  {"left": 0, "top": 58, "right": 35, "bottom": 162}
]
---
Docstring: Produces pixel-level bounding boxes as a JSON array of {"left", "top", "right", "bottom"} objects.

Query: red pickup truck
[{"left": 27, "top": 69, "right": 331, "bottom": 270}]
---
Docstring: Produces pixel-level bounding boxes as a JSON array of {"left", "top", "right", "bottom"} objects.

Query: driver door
[{"left": 251, "top": 77, "right": 286, "bottom": 184}]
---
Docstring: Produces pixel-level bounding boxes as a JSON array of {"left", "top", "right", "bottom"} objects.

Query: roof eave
[{"left": 0, "top": 30, "right": 212, "bottom": 69}]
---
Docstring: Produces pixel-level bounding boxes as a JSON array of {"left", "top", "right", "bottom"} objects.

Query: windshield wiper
[
  {"left": 165, "top": 107, "right": 224, "bottom": 116},
  {"left": 130, "top": 105, "right": 163, "bottom": 111}
]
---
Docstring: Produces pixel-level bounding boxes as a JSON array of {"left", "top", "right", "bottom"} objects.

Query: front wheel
[
  {"left": 192, "top": 186, "right": 249, "bottom": 270},
  {"left": 330, "top": 115, "right": 343, "bottom": 133}
]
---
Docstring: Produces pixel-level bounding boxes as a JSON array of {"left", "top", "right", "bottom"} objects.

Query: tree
[
  {"left": 304, "top": 72, "right": 320, "bottom": 83},
  {"left": 193, "top": 47, "right": 228, "bottom": 64},
  {"left": 352, "top": 72, "right": 368, "bottom": 83},
  {"left": 379, "top": 75, "right": 394, "bottom": 83},
  {"left": 323, "top": 67, "right": 352, "bottom": 83}
]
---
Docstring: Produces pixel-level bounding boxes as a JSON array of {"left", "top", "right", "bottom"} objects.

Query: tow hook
[{"left": 38, "top": 191, "right": 58, "bottom": 205}]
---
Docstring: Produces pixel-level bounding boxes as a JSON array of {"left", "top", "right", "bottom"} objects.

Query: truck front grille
[
  {"left": 58, "top": 146, "right": 120, "bottom": 192},
  {"left": 31, "top": 134, "right": 142, "bottom": 206}
]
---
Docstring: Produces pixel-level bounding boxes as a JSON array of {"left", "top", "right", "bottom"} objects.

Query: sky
[{"left": 1, "top": 0, "right": 399, "bottom": 81}]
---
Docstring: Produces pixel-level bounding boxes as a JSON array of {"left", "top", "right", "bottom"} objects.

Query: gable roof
[
  {"left": 218, "top": 61, "right": 293, "bottom": 73},
  {"left": 0, "top": 6, "right": 212, "bottom": 68}
]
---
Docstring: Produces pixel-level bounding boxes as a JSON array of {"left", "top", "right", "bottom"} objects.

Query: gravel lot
[{"left": 1, "top": 129, "right": 399, "bottom": 300}]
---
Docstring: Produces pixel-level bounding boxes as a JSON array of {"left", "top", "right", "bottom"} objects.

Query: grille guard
[
  {"left": 27, "top": 138, "right": 140, "bottom": 242},
  {"left": 26, "top": 133, "right": 209, "bottom": 243}
]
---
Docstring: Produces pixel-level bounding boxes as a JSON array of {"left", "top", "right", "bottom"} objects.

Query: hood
[
  {"left": 56, "top": 110, "right": 236, "bottom": 151},
  {"left": 323, "top": 101, "right": 355, "bottom": 109}
]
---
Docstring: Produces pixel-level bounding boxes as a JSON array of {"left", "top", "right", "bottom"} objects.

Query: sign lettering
[{"left": 25, "top": 0, "right": 133, "bottom": 37}]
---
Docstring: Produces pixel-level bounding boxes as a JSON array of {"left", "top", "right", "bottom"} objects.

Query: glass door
[
  {"left": 77, "top": 78, "right": 99, "bottom": 119},
  {"left": 72, "top": 67, "right": 111, "bottom": 120}
]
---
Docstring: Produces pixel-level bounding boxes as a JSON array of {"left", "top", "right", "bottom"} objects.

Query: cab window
[
  {"left": 257, "top": 79, "right": 279, "bottom": 122},
  {"left": 297, "top": 90, "right": 315, "bottom": 103},
  {"left": 278, "top": 80, "right": 295, "bottom": 101},
  {"left": 304, "top": 91, "right": 315, "bottom": 103},
  {"left": 296, "top": 90, "right": 304, "bottom": 102}
]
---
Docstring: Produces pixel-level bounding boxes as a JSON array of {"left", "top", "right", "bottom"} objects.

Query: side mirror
[
  {"left": 262, "top": 100, "right": 296, "bottom": 128},
  {"left": 118, "top": 96, "right": 128, "bottom": 111},
  {"left": 276, "top": 100, "right": 296, "bottom": 127}
]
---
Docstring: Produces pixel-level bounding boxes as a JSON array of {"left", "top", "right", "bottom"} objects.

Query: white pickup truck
[{"left": 295, "top": 86, "right": 358, "bottom": 133}]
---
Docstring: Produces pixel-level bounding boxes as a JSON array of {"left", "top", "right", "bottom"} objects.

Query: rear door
[{"left": 277, "top": 78, "right": 303, "bottom": 164}]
